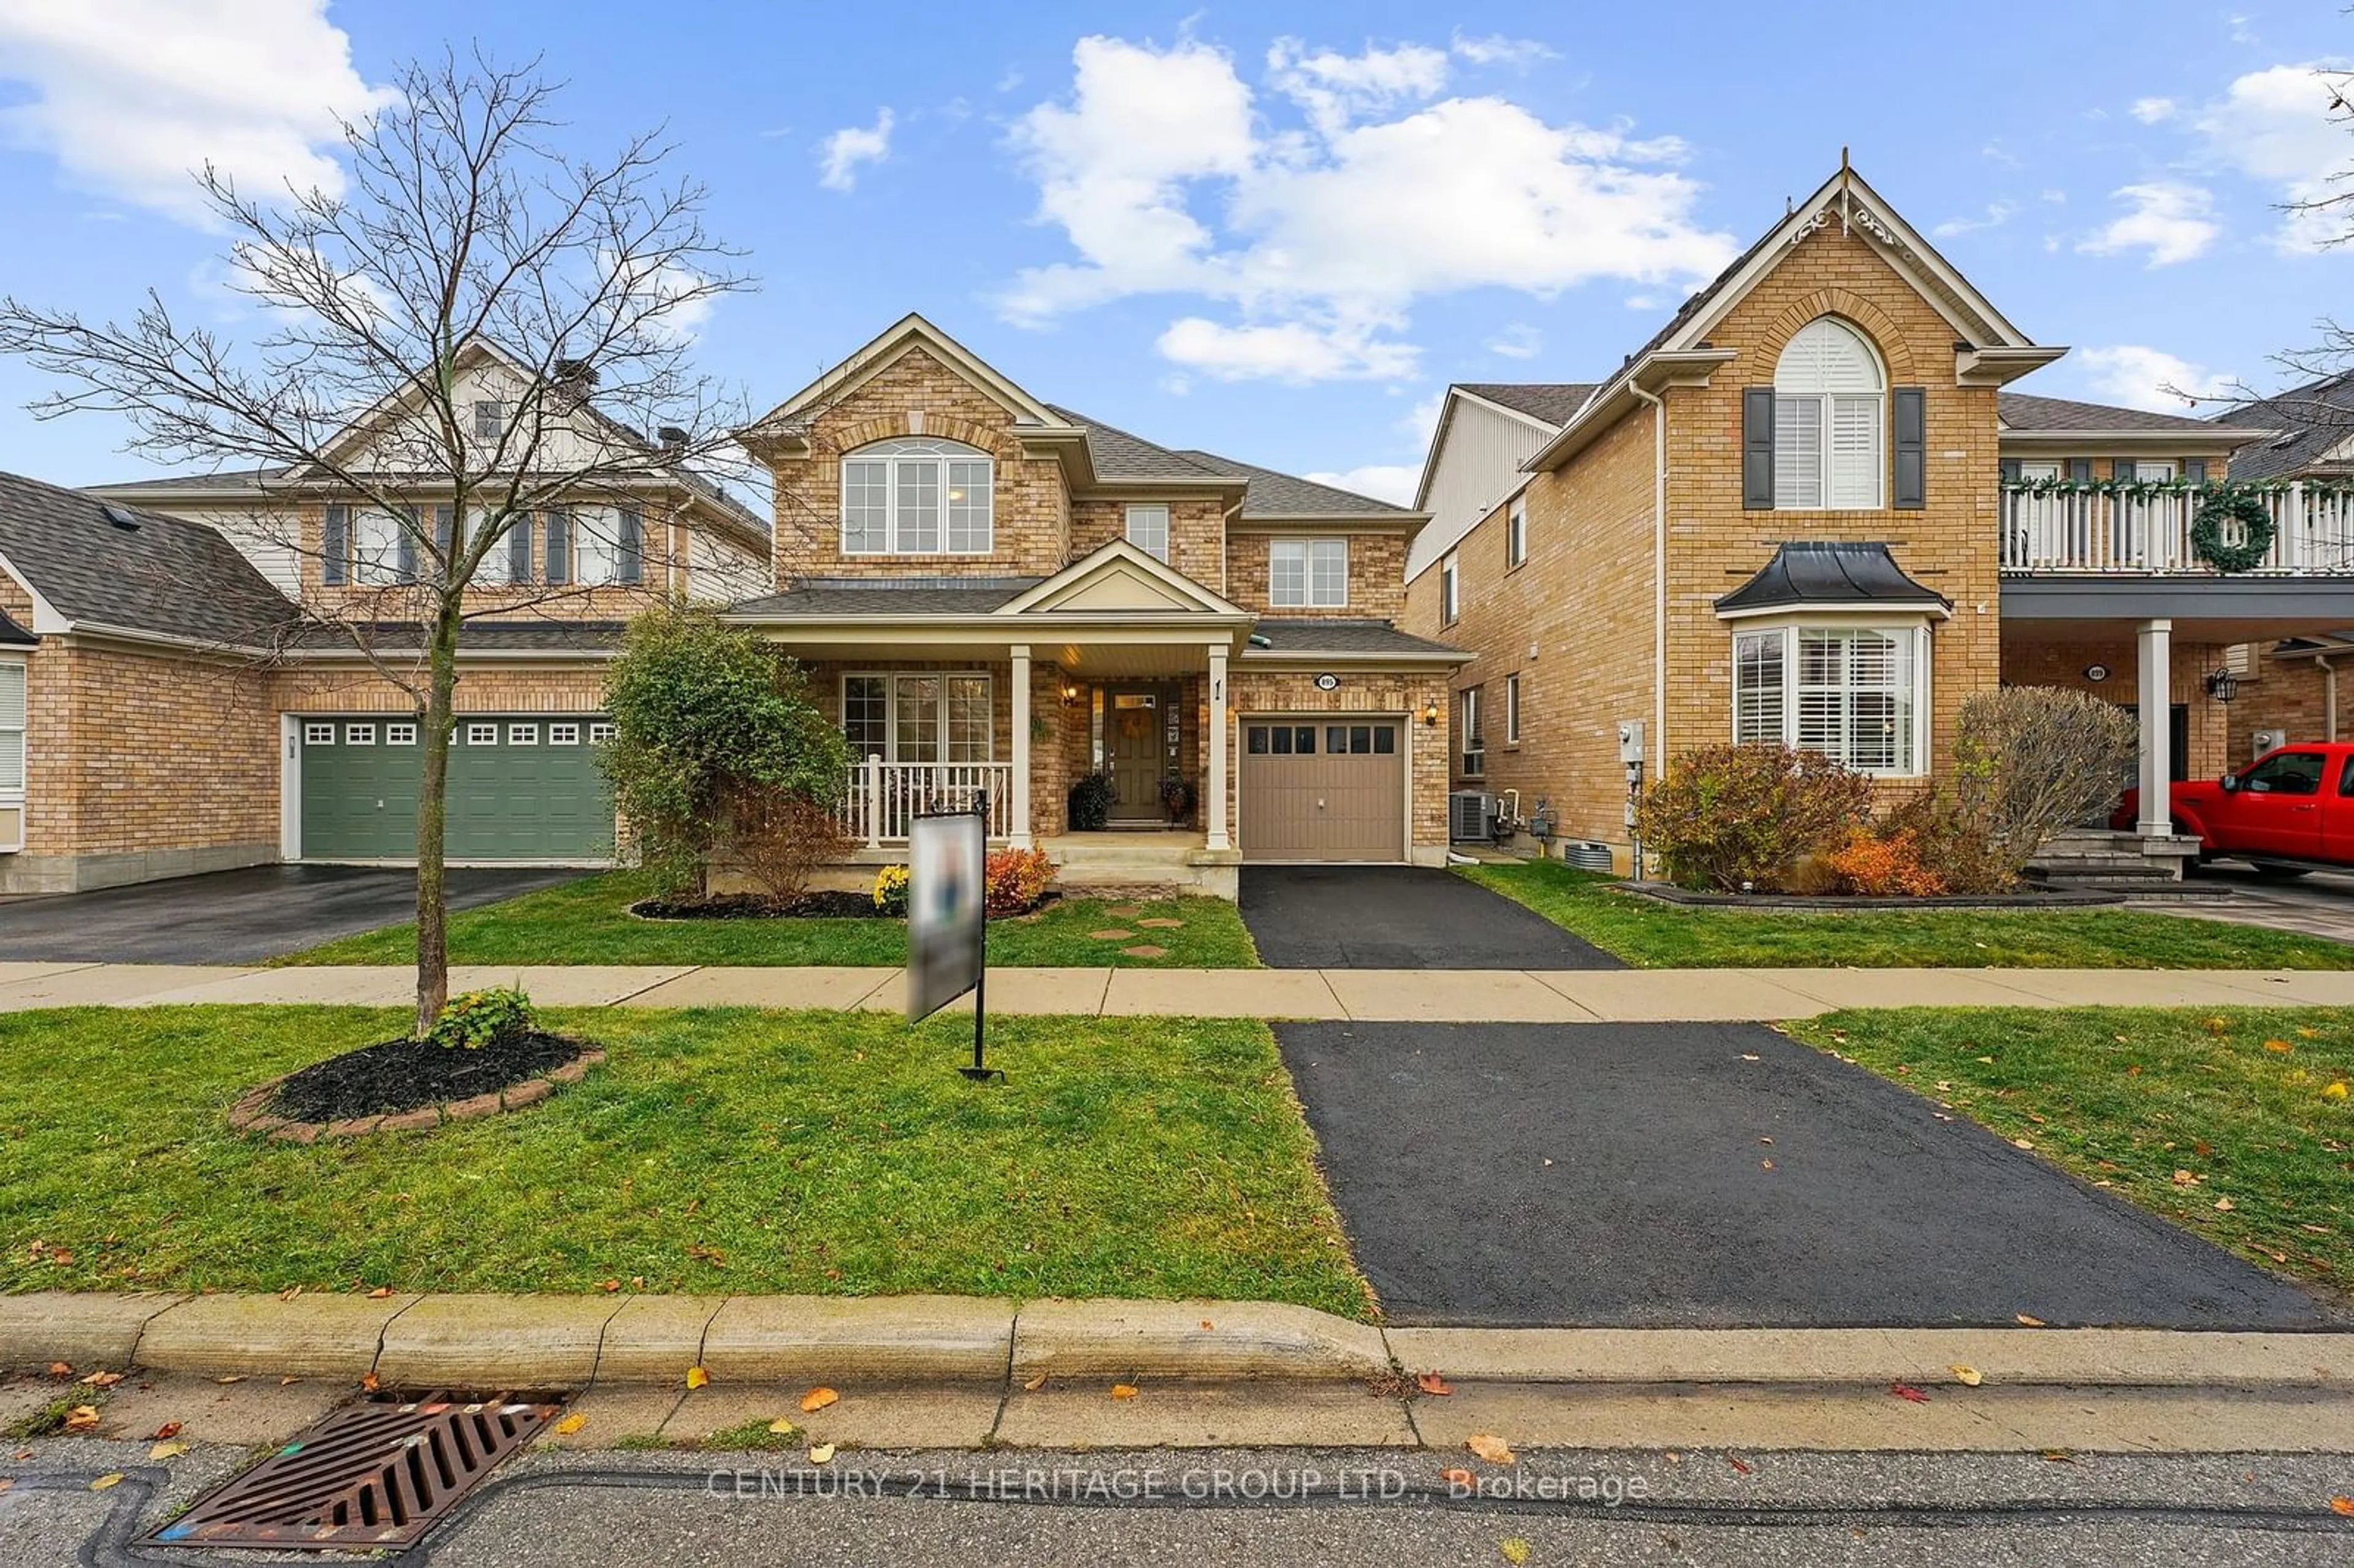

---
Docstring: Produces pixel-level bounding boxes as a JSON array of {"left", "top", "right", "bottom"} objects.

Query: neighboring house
[
  {"left": 727, "top": 314, "right": 1465, "bottom": 894},
  {"left": 1, "top": 344, "right": 769, "bottom": 893},
  {"left": 1401, "top": 162, "right": 2326, "bottom": 874}
]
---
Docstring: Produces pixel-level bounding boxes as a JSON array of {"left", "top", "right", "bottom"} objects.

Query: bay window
[
  {"left": 0, "top": 657, "right": 23, "bottom": 792},
  {"left": 841, "top": 671, "right": 994, "bottom": 762},
  {"left": 841, "top": 438, "right": 994, "bottom": 555},
  {"left": 1271, "top": 537, "right": 1347, "bottom": 608},
  {"left": 1729, "top": 622, "right": 1928, "bottom": 775}
]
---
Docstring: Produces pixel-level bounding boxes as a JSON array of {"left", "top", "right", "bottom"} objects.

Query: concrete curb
[{"left": 6, "top": 1290, "right": 2353, "bottom": 1394}]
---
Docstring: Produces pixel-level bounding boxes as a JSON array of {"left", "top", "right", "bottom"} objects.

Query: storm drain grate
[{"left": 145, "top": 1394, "right": 560, "bottom": 1551}]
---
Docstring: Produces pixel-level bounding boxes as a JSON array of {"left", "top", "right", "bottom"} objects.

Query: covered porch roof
[{"left": 2000, "top": 578, "right": 2354, "bottom": 644}]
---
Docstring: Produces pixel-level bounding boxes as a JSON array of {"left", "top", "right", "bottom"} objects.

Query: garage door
[
  {"left": 298, "top": 716, "right": 615, "bottom": 861},
  {"left": 1238, "top": 718, "right": 1405, "bottom": 862}
]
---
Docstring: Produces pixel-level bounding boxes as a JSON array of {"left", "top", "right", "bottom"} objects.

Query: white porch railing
[
  {"left": 837, "top": 758, "right": 1015, "bottom": 847},
  {"left": 2000, "top": 482, "right": 2354, "bottom": 574}
]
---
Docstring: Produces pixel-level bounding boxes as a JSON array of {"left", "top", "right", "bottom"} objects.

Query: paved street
[
  {"left": 1276, "top": 1019, "right": 2334, "bottom": 1328},
  {"left": 1239, "top": 864, "right": 1623, "bottom": 969}
]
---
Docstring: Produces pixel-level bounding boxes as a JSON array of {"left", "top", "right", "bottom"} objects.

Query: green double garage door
[{"left": 299, "top": 716, "right": 615, "bottom": 861}]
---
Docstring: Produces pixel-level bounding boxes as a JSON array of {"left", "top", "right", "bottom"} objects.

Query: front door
[{"left": 1105, "top": 688, "right": 1165, "bottom": 823}]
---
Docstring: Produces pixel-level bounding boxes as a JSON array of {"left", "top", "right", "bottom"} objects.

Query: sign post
[{"left": 907, "top": 791, "right": 999, "bottom": 1082}]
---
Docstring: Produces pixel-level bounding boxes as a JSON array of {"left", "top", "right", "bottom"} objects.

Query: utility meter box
[{"left": 1617, "top": 720, "right": 1646, "bottom": 764}]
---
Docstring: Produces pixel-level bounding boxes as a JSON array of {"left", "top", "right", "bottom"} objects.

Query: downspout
[
  {"left": 2323, "top": 655, "right": 2339, "bottom": 744},
  {"left": 1629, "top": 382, "right": 1667, "bottom": 881}
]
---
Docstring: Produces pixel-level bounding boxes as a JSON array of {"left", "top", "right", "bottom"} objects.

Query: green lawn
[
  {"left": 1781, "top": 1007, "right": 2354, "bottom": 1296},
  {"left": 0, "top": 1006, "right": 1366, "bottom": 1316},
  {"left": 278, "top": 871, "right": 1260, "bottom": 969},
  {"left": 1463, "top": 859, "right": 2354, "bottom": 970}
]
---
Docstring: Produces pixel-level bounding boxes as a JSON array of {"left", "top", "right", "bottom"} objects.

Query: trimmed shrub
[
  {"left": 983, "top": 848, "right": 1057, "bottom": 916},
  {"left": 1634, "top": 743, "right": 1876, "bottom": 892},
  {"left": 428, "top": 988, "right": 536, "bottom": 1051},
  {"left": 1950, "top": 687, "right": 2140, "bottom": 873}
]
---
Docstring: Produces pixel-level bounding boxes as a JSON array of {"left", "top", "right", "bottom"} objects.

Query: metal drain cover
[{"left": 147, "top": 1394, "right": 560, "bottom": 1551}]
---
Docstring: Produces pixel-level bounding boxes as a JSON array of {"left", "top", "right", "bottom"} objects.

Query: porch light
[
  {"left": 1061, "top": 683, "right": 1078, "bottom": 706},
  {"left": 1421, "top": 701, "right": 1441, "bottom": 726},
  {"left": 2203, "top": 669, "right": 2240, "bottom": 704}
]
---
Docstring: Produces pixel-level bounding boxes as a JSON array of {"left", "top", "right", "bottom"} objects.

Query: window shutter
[
  {"left": 617, "top": 507, "right": 644, "bottom": 584},
  {"left": 1999, "top": 458, "right": 2022, "bottom": 482},
  {"left": 432, "top": 506, "right": 454, "bottom": 580},
  {"left": 1742, "top": 387, "right": 1775, "bottom": 509},
  {"left": 506, "top": 511, "right": 534, "bottom": 583},
  {"left": 321, "top": 504, "right": 348, "bottom": 585},
  {"left": 2066, "top": 458, "right": 2092, "bottom": 482},
  {"left": 396, "top": 504, "right": 420, "bottom": 583},
  {"left": 2186, "top": 457, "right": 2209, "bottom": 485},
  {"left": 1892, "top": 386, "right": 1926, "bottom": 509},
  {"left": 545, "top": 508, "right": 570, "bottom": 585}
]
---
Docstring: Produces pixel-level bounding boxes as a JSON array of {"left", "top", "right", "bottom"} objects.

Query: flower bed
[{"left": 229, "top": 1031, "right": 606, "bottom": 1142}]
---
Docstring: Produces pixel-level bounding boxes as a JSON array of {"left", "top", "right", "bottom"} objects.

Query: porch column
[
  {"left": 2136, "top": 618, "right": 2173, "bottom": 837},
  {"left": 1205, "top": 644, "right": 1230, "bottom": 851},
  {"left": 1009, "top": 642, "right": 1034, "bottom": 850}
]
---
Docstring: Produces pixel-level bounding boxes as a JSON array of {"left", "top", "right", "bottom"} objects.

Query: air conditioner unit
[
  {"left": 2252, "top": 729, "right": 2288, "bottom": 759},
  {"left": 1449, "top": 790, "right": 1498, "bottom": 843}
]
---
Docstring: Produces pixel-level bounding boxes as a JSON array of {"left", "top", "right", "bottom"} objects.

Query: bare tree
[{"left": 0, "top": 52, "right": 753, "bottom": 1035}]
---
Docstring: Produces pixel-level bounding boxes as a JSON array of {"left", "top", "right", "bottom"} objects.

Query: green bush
[
  {"left": 1634, "top": 742, "right": 1875, "bottom": 892},
  {"left": 1067, "top": 771, "right": 1115, "bottom": 832},
  {"left": 428, "top": 988, "right": 537, "bottom": 1051}
]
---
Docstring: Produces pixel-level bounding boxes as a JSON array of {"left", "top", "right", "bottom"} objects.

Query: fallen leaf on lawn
[
  {"left": 1889, "top": 1383, "right": 1930, "bottom": 1404},
  {"left": 1500, "top": 1540, "right": 1531, "bottom": 1565},
  {"left": 2330, "top": 1496, "right": 2354, "bottom": 1517},
  {"left": 1109, "top": 1384, "right": 1139, "bottom": 1401},
  {"left": 278, "top": 1285, "right": 302, "bottom": 1302},
  {"left": 767, "top": 1418, "right": 797, "bottom": 1436},
  {"left": 1023, "top": 1373, "right": 1048, "bottom": 1391},
  {"left": 2296, "top": 1027, "right": 2323, "bottom": 1040},
  {"left": 2171, "top": 1169, "right": 2203, "bottom": 1187},
  {"left": 2324, "top": 1081, "right": 2349, "bottom": 1101},
  {"left": 1975, "top": 1056, "right": 1995, "bottom": 1065},
  {"left": 2201, "top": 1017, "right": 2231, "bottom": 1035},
  {"left": 1950, "top": 1364, "right": 1983, "bottom": 1387},
  {"left": 1465, "top": 1433, "right": 1515, "bottom": 1464},
  {"left": 2016, "top": 1314, "right": 2046, "bottom": 1328},
  {"left": 90, "top": 1473, "right": 123, "bottom": 1491},
  {"left": 2215, "top": 1197, "right": 2236, "bottom": 1212},
  {"left": 551, "top": 1413, "right": 588, "bottom": 1436},
  {"left": 149, "top": 1422, "right": 181, "bottom": 1441},
  {"left": 2303, "top": 1224, "right": 2335, "bottom": 1235},
  {"left": 64, "top": 1406, "right": 101, "bottom": 1433},
  {"left": 1728, "top": 1455, "right": 1753, "bottom": 1474},
  {"left": 799, "top": 1386, "right": 837, "bottom": 1411},
  {"left": 1417, "top": 1372, "right": 1455, "bottom": 1397},
  {"left": 2264, "top": 1040, "right": 2294, "bottom": 1054},
  {"left": 150, "top": 1441, "right": 190, "bottom": 1460},
  {"left": 600, "top": 1280, "right": 621, "bottom": 1293},
  {"left": 2011, "top": 1139, "right": 2034, "bottom": 1151},
  {"left": 78, "top": 1371, "right": 123, "bottom": 1388},
  {"left": 808, "top": 1442, "right": 836, "bottom": 1465},
  {"left": 686, "top": 1367, "right": 711, "bottom": 1391},
  {"left": 1441, "top": 1467, "right": 1476, "bottom": 1489},
  {"left": 366, "top": 1285, "right": 394, "bottom": 1299}
]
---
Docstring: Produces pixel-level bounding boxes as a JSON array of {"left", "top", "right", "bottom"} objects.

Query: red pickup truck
[{"left": 2114, "top": 742, "right": 2354, "bottom": 877}]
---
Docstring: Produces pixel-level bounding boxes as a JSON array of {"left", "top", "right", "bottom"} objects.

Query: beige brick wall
[
  {"left": 2229, "top": 647, "right": 2339, "bottom": 758},
  {"left": 1228, "top": 530, "right": 1409, "bottom": 620},
  {"left": 2000, "top": 639, "right": 2230, "bottom": 783},
  {"left": 1070, "top": 497, "right": 1228, "bottom": 591}
]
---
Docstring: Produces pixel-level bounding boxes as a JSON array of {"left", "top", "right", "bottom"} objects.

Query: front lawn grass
[
  {"left": 276, "top": 871, "right": 1260, "bottom": 969},
  {"left": 1463, "top": 859, "right": 2354, "bottom": 970},
  {"left": 1781, "top": 1006, "right": 2354, "bottom": 1295},
  {"left": 0, "top": 1006, "right": 1363, "bottom": 1316}
]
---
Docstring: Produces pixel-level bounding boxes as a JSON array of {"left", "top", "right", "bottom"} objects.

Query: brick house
[
  {"left": 1400, "top": 162, "right": 2346, "bottom": 875},
  {"left": 1, "top": 318, "right": 1462, "bottom": 897}
]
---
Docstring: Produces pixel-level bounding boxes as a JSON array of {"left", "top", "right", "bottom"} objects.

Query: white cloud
[
  {"left": 1001, "top": 35, "right": 1734, "bottom": 384},
  {"left": 2077, "top": 344, "right": 2233, "bottom": 411},
  {"left": 817, "top": 107, "right": 894, "bottom": 192},
  {"left": 1302, "top": 463, "right": 1420, "bottom": 505},
  {"left": 0, "top": 0, "right": 393, "bottom": 224},
  {"left": 1449, "top": 31, "right": 1557, "bottom": 68},
  {"left": 1932, "top": 200, "right": 2018, "bottom": 237},
  {"left": 2130, "top": 96, "right": 2178, "bottom": 124},
  {"left": 1487, "top": 322, "right": 1542, "bottom": 358},
  {"left": 608, "top": 254, "right": 716, "bottom": 346},
  {"left": 2194, "top": 61, "right": 2354, "bottom": 251},
  {"left": 2078, "top": 181, "right": 2220, "bottom": 265}
]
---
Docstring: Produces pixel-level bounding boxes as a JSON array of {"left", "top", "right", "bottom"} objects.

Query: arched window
[
  {"left": 1773, "top": 318, "right": 1884, "bottom": 510},
  {"left": 840, "top": 436, "right": 993, "bottom": 555}
]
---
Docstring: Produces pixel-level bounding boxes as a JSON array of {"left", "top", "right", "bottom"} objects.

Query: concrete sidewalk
[{"left": 2, "top": 959, "right": 2350, "bottom": 1019}]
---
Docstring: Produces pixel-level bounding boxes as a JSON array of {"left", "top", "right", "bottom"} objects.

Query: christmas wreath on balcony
[{"left": 2189, "top": 487, "right": 2276, "bottom": 574}]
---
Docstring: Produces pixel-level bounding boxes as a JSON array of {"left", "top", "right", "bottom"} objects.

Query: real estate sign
[{"left": 907, "top": 806, "right": 985, "bottom": 1022}]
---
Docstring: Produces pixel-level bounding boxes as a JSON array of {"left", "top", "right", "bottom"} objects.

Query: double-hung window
[
  {"left": 1773, "top": 318, "right": 1884, "bottom": 510},
  {"left": 1506, "top": 497, "right": 1527, "bottom": 569},
  {"left": 1124, "top": 504, "right": 1170, "bottom": 562},
  {"left": 1271, "top": 538, "right": 1347, "bottom": 608},
  {"left": 351, "top": 508, "right": 413, "bottom": 585},
  {"left": 1460, "top": 687, "right": 1485, "bottom": 777},
  {"left": 1730, "top": 622, "right": 1927, "bottom": 775},
  {"left": 840, "top": 438, "right": 994, "bottom": 555},
  {"left": 841, "top": 672, "right": 993, "bottom": 763}
]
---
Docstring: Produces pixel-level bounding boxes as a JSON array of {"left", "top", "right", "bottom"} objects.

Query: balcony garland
[{"left": 2002, "top": 474, "right": 2354, "bottom": 500}]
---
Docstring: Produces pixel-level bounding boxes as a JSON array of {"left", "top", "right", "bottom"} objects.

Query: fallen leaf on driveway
[
  {"left": 218, "top": 1376, "right": 246, "bottom": 1387},
  {"left": 90, "top": 1474, "right": 123, "bottom": 1491},
  {"left": 1740, "top": 1054, "right": 1761, "bottom": 1063},
  {"left": 1500, "top": 1539, "right": 1531, "bottom": 1564},
  {"left": 2015, "top": 1314, "right": 2046, "bottom": 1328},
  {"left": 356, "top": 1374, "right": 375, "bottom": 1393},
  {"left": 2331, "top": 1496, "right": 2354, "bottom": 1517},
  {"left": 64, "top": 1406, "right": 100, "bottom": 1433},
  {"left": 367, "top": 1285, "right": 394, "bottom": 1299},
  {"left": 1416, "top": 1372, "right": 1454, "bottom": 1397},
  {"left": 1023, "top": 1373, "right": 1048, "bottom": 1391},
  {"left": 1949, "top": 1365, "right": 1983, "bottom": 1387},
  {"left": 1889, "top": 1383, "right": 1930, "bottom": 1404},
  {"left": 767, "top": 1418, "right": 797, "bottom": 1436},
  {"left": 685, "top": 1367, "right": 710, "bottom": 1391},
  {"left": 1109, "top": 1384, "right": 1139, "bottom": 1401},
  {"left": 551, "top": 1413, "right": 588, "bottom": 1437},
  {"left": 1466, "top": 1433, "right": 1515, "bottom": 1464},
  {"left": 1441, "top": 1468, "right": 1476, "bottom": 1489},
  {"left": 2041, "top": 1449, "right": 2075, "bottom": 1464},
  {"left": 78, "top": 1371, "right": 123, "bottom": 1388},
  {"left": 1200, "top": 1320, "right": 1214, "bottom": 1330},
  {"left": 150, "top": 1441, "right": 190, "bottom": 1460},
  {"left": 149, "top": 1422, "right": 181, "bottom": 1441},
  {"left": 808, "top": 1442, "right": 836, "bottom": 1465},
  {"left": 1761, "top": 1159, "right": 1775, "bottom": 1170},
  {"left": 1727, "top": 1455, "right": 1752, "bottom": 1474},
  {"left": 799, "top": 1386, "right": 837, "bottom": 1411},
  {"left": 45, "top": 1363, "right": 70, "bottom": 1378}
]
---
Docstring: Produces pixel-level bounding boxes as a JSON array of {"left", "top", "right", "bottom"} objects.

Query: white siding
[
  {"left": 173, "top": 506, "right": 303, "bottom": 601},
  {"left": 688, "top": 528, "right": 770, "bottom": 602},
  {"left": 1406, "top": 395, "right": 1557, "bottom": 581}
]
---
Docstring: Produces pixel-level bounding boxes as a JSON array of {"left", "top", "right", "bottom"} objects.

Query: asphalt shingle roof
[
  {"left": 728, "top": 577, "right": 1041, "bottom": 617},
  {"left": 83, "top": 465, "right": 294, "bottom": 493},
  {"left": 2212, "top": 373, "right": 2354, "bottom": 482},
  {"left": 1173, "top": 451, "right": 1418, "bottom": 517},
  {"left": 1245, "top": 618, "right": 1465, "bottom": 657},
  {"left": 1997, "top": 392, "right": 2225, "bottom": 435},
  {"left": 1043, "top": 405, "right": 1236, "bottom": 482},
  {"left": 0, "top": 470, "right": 299, "bottom": 647},
  {"left": 1455, "top": 383, "right": 1600, "bottom": 427}
]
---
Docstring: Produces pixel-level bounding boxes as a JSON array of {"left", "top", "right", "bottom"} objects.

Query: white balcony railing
[
  {"left": 837, "top": 757, "right": 1015, "bottom": 847},
  {"left": 2000, "top": 482, "right": 2354, "bottom": 575}
]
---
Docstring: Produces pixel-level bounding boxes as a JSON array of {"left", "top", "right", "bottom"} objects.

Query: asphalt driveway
[
  {"left": 1238, "top": 864, "right": 1621, "bottom": 969},
  {"left": 0, "top": 864, "right": 587, "bottom": 965},
  {"left": 1278, "top": 1018, "right": 2333, "bottom": 1328}
]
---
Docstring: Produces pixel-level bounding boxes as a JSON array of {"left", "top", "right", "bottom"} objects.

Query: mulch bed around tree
[{"left": 267, "top": 1030, "right": 589, "bottom": 1124}]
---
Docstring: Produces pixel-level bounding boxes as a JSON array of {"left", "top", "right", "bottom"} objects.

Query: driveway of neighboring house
[
  {"left": 0, "top": 864, "right": 588, "bottom": 965},
  {"left": 1277, "top": 1018, "right": 2333, "bottom": 1328},
  {"left": 1238, "top": 865, "right": 1623, "bottom": 969}
]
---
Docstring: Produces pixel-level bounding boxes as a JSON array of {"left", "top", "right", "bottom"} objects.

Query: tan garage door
[{"left": 1239, "top": 718, "right": 1405, "bottom": 862}]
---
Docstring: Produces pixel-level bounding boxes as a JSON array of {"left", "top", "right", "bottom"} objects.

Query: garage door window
[
  {"left": 509, "top": 723, "right": 539, "bottom": 745},
  {"left": 1246, "top": 725, "right": 1319, "bottom": 755},
  {"left": 1323, "top": 724, "right": 1395, "bottom": 755},
  {"left": 345, "top": 723, "right": 375, "bottom": 745},
  {"left": 590, "top": 721, "right": 616, "bottom": 745},
  {"left": 467, "top": 723, "right": 498, "bottom": 745},
  {"left": 305, "top": 721, "right": 335, "bottom": 745},
  {"left": 549, "top": 723, "right": 581, "bottom": 745},
  {"left": 386, "top": 723, "right": 417, "bottom": 745}
]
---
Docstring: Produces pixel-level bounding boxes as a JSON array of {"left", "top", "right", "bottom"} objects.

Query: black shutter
[
  {"left": 433, "top": 505, "right": 454, "bottom": 582},
  {"left": 1999, "top": 458, "right": 2022, "bottom": 482},
  {"left": 2186, "top": 457, "right": 2209, "bottom": 485},
  {"left": 617, "top": 506, "right": 644, "bottom": 585},
  {"left": 395, "top": 504, "right": 419, "bottom": 584},
  {"left": 1741, "top": 387, "right": 1775, "bottom": 509},
  {"left": 321, "top": 504, "right": 348, "bottom": 585},
  {"left": 506, "top": 511, "right": 534, "bottom": 584},
  {"left": 545, "top": 508, "right": 570, "bottom": 585},
  {"left": 1892, "top": 386, "right": 1926, "bottom": 509},
  {"left": 2066, "top": 458, "right": 2092, "bottom": 482}
]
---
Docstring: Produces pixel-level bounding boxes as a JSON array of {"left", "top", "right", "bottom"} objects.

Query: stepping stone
[
  {"left": 1105, "top": 905, "right": 1145, "bottom": 918},
  {"left": 1136, "top": 918, "right": 1186, "bottom": 929},
  {"left": 1089, "top": 929, "right": 1137, "bottom": 941},
  {"left": 1121, "top": 945, "right": 1168, "bottom": 959}
]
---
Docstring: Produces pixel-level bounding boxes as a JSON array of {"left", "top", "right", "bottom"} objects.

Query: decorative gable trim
[{"left": 740, "top": 313, "right": 1084, "bottom": 455}]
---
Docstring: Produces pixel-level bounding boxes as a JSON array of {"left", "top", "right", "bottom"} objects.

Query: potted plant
[
  {"left": 1067, "top": 769, "right": 1115, "bottom": 832},
  {"left": 1159, "top": 774, "right": 1198, "bottom": 826}
]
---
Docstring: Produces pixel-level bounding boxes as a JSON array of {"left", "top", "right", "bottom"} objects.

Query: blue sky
[{"left": 1, "top": 1, "right": 2350, "bottom": 501}]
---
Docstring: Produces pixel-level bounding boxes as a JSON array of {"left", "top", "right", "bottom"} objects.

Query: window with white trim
[
  {"left": 549, "top": 723, "right": 581, "bottom": 745},
  {"left": 1506, "top": 497, "right": 1527, "bottom": 569},
  {"left": 840, "top": 437, "right": 994, "bottom": 555},
  {"left": 1460, "top": 686, "right": 1485, "bottom": 777},
  {"left": 1505, "top": 673, "right": 1522, "bottom": 745},
  {"left": 840, "top": 671, "right": 993, "bottom": 762},
  {"left": 467, "top": 722, "right": 498, "bottom": 745},
  {"left": 1124, "top": 504, "right": 1170, "bottom": 562},
  {"left": 588, "top": 721, "right": 617, "bottom": 745},
  {"left": 472, "top": 399, "right": 507, "bottom": 440},
  {"left": 1440, "top": 552, "right": 1459, "bottom": 626},
  {"left": 345, "top": 723, "right": 376, "bottom": 745},
  {"left": 386, "top": 723, "right": 417, "bottom": 745},
  {"left": 0, "top": 660, "right": 25, "bottom": 800},
  {"left": 352, "top": 508, "right": 409, "bottom": 585},
  {"left": 1773, "top": 318, "right": 1884, "bottom": 510},
  {"left": 509, "top": 723, "right": 539, "bottom": 745},
  {"left": 304, "top": 721, "right": 336, "bottom": 745},
  {"left": 1729, "top": 622, "right": 1928, "bottom": 775},
  {"left": 1271, "top": 537, "right": 1347, "bottom": 607}
]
